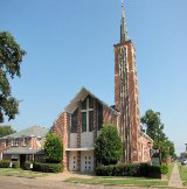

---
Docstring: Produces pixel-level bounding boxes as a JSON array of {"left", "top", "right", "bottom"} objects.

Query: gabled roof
[
  {"left": 1, "top": 126, "right": 49, "bottom": 139},
  {"left": 64, "top": 87, "right": 119, "bottom": 115}
]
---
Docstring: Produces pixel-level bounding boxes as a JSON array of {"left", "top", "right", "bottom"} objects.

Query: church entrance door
[
  {"left": 69, "top": 152, "right": 78, "bottom": 171},
  {"left": 81, "top": 151, "right": 94, "bottom": 172}
]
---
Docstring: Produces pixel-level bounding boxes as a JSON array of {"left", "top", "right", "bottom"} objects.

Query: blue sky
[{"left": 0, "top": 0, "right": 187, "bottom": 155}]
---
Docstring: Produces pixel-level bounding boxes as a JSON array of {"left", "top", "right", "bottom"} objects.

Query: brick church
[{"left": 52, "top": 1, "right": 153, "bottom": 172}]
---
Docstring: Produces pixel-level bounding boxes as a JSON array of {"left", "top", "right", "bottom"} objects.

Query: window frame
[
  {"left": 71, "top": 109, "right": 78, "bottom": 133},
  {"left": 81, "top": 96, "right": 94, "bottom": 132}
]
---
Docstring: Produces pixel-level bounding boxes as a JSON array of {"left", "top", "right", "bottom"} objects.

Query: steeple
[{"left": 120, "top": 0, "right": 128, "bottom": 43}]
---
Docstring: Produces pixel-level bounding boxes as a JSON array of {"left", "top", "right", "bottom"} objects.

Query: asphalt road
[
  {"left": 0, "top": 176, "right": 140, "bottom": 189},
  {"left": 0, "top": 176, "right": 175, "bottom": 189},
  {"left": 0, "top": 176, "right": 100, "bottom": 189}
]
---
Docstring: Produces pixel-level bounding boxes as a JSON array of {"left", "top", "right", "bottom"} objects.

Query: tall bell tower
[{"left": 114, "top": 0, "right": 140, "bottom": 163}]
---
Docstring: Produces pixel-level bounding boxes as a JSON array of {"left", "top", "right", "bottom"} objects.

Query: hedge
[
  {"left": 23, "top": 161, "right": 33, "bottom": 170},
  {"left": 0, "top": 160, "right": 19, "bottom": 168},
  {"left": 12, "top": 161, "right": 19, "bottom": 168},
  {"left": 0, "top": 160, "right": 10, "bottom": 168},
  {"left": 95, "top": 163, "right": 161, "bottom": 178},
  {"left": 160, "top": 164, "right": 169, "bottom": 175},
  {"left": 33, "top": 162, "right": 63, "bottom": 173}
]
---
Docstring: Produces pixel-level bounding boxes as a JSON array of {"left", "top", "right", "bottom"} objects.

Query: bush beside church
[
  {"left": 95, "top": 163, "right": 162, "bottom": 178},
  {"left": 22, "top": 133, "right": 64, "bottom": 173},
  {"left": 95, "top": 124, "right": 122, "bottom": 165},
  {"left": 31, "top": 133, "right": 64, "bottom": 173},
  {"left": 95, "top": 124, "right": 166, "bottom": 178}
]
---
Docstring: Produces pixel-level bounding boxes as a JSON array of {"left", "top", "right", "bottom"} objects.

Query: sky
[{"left": 0, "top": 0, "right": 187, "bottom": 155}]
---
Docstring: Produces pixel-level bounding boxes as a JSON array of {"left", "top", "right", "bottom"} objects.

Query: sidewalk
[{"left": 169, "top": 163, "right": 184, "bottom": 188}]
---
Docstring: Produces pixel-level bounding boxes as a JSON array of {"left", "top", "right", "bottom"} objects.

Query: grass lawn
[
  {"left": 65, "top": 176, "right": 168, "bottom": 187},
  {"left": 178, "top": 163, "right": 187, "bottom": 186},
  {"left": 0, "top": 168, "right": 49, "bottom": 178}
]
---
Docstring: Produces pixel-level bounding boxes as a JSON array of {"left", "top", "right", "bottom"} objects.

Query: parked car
[{"left": 181, "top": 159, "right": 187, "bottom": 165}]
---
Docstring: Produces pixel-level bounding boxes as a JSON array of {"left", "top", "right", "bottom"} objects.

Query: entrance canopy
[
  {"left": 65, "top": 147, "right": 94, "bottom": 152},
  {"left": 3, "top": 147, "right": 44, "bottom": 155}
]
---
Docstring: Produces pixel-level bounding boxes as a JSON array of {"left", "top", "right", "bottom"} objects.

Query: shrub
[
  {"left": 12, "top": 161, "right": 19, "bottom": 168},
  {"left": 95, "top": 124, "right": 122, "bottom": 165},
  {"left": 44, "top": 133, "right": 63, "bottom": 163},
  {"left": 23, "top": 161, "right": 33, "bottom": 170},
  {"left": 0, "top": 160, "right": 20, "bottom": 168},
  {"left": 95, "top": 163, "right": 161, "bottom": 178},
  {"left": 0, "top": 160, "right": 10, "bottom": 168},
  {"left": 160, "top": 164, "right": 169, "bottom": 175},
  {"left": 147, "top": 165, "right": 161, "bottom": 178},
  {"left": 33, "top": 162, "right": 63, "bottom": 173},
  {"left": 138, "top": 163, "right": 149, "bottom": 176}
]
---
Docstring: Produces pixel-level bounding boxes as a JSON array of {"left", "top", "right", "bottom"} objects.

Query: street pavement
[
  {"left": 0, "top": 176, "right": 144, "bottom": 189},
  {"left": 168, "top": 163, "right": 184, "bottom": 188},
  {"left": 0, "top": 164, "right": 186, "bottom": 189}
]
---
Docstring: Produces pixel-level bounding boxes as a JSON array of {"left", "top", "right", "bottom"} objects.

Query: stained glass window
[
  {"left": 71, "top": 109, "right": 78, "bottom": 133},
  {"left": 81, "top": 96, "right": 94, "bottom": 132},
  {"left": 88, "top": 96, "right": 93, "bottom": 108},
  {"left": 82, "top": 98, "right": 87, "bottom": 110},
  {"left": 89, "top": 111, "right": 94, "bottom": 131},
  {"left": 82, "top": 112, "right": 87, "bottom": 132}
]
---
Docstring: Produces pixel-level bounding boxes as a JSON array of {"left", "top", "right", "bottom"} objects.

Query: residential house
[{"left": 0, "top": 126, "right": 48, "bottom": 167}]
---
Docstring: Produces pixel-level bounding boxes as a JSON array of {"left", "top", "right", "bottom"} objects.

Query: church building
[{"left": 52, "top": 1, "right": 153, "bottom": 172}]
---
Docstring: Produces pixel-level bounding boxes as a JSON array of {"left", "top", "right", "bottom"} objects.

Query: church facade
[{"left": 52, "top": 2, "right": 153, "bottom": 172}]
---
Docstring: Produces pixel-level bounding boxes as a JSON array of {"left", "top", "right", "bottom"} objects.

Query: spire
[{"left": 120, "top": 0, "right": 128, "bottom": 43}]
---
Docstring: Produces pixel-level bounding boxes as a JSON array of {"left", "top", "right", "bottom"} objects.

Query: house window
[
  {"left": 11, "top": 139, "right": 19, "bottom": 147},
  {"left": 71, "top": 109, "right": 78, "bottom": 133},
  {"left": 6, "top": 140, "right": 8, "bottom": 147},
  {"left": 11, "top": 155, "right": 19, "bottom": 160},
  {"left": 22, "top": 138, "right": 26, "bottom": 146},
  {"left": 81, "top": 96, "right": 94, "bottom": 132}
]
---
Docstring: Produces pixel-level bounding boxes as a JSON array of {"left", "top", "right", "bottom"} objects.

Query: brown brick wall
[
  {"left": 103, "top": 106, "right": 118, "bottom": 127},
  {"left": 51, "top": 112, "right": 70, "bottom": 171},
  {"left": 139, "top": 133, "right": 153, "bottom": 163}
]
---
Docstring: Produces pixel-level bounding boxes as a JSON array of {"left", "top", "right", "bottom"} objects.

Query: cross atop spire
[{"left": 120, "top": 0, "right": 128, "bottom": 43}]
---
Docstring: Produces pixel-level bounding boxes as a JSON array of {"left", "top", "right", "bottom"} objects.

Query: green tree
[
  {"left": 167, "top": 141, "right": 176, "bottom": 159},
  {"left": 141, "top": 109, "right": 176, "bottom": 161},
  {"left": 44, "top": 133, "right": 63, "bottom": 163},
  {"left": 0, "top": 32, "right": 25, "bottom": 122},
  {"left": 0, "top": 125, "right": 15, "bottom": 137},
  {"left": 141, "top": 110, "right": 163, "bottom": 142},
  {"left": 95, "top": 124, "right": 122, "bottom": 165}
]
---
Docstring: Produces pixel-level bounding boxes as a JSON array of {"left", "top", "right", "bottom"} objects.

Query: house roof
[
  {"left": 3, "top": 147, "right": 44, "bottom": 155},
  {"left": 140, "top": 131, "right": 153, "bottom": 142},
  {"left": 64, "top": 87, "right": 119, "bottom": 114},
  {"left": 1, "top": 126, "right": 49, "bottom": 139}
]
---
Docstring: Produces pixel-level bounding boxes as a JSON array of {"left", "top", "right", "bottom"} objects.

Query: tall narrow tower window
[{"left": 81, "top": 96, "right": 94, "bottom": 132}]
